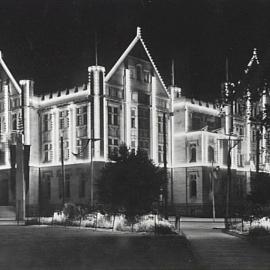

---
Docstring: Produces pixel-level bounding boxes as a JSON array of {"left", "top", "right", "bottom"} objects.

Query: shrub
[
  {"left": 249, "top": 226, "right": 270, "bottom": 237},
  {"left": 63, "top": 203, "right": 80, "bottom": 220}
]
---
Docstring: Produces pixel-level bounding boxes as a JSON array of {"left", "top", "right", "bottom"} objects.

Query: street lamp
[
  {"left": 210, "top": 161, "right": 220, "bottom": 222},
  {"left": 218, "top": 134, "right": 241, "bottom": 228},
  {"left": 72, "top": 132, "right": 100, "bottom": 209}
]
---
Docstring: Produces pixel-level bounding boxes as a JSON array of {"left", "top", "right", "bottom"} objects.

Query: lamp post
[
  {"left": 72, "top": 133, "right": 100, "bottom": 209},
  {"left": 211, "top": 161, "right": 220, "bottom": 223},
  {"left": 219, "top": 135, "right": 241, "bottom": 228}
]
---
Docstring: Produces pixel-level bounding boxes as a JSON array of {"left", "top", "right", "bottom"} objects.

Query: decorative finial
[{"left": 136, "top": 27, "right": 141, "bottom": 38}]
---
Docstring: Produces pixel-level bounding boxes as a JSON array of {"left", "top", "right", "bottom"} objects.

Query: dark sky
[{"left": 0, "top": 0, "right": 270, "bottom": 101}]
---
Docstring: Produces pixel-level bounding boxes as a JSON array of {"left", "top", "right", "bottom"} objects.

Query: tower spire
[
  {"left": 225, "top": 56, "right": 229, "bottom": 82},
  {"left": 95, "top": 31, "right": 98, "bottom": 66},
  {"left": 171, "top": 59, "right": 175, "bottom": 86}
]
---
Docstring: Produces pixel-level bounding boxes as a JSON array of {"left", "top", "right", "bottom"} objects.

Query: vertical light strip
[
  {"left": 87, "top": 102, "right": 91, "bottom": 160},
  {"left": 201, "top": 131, "right": 204, "bottom": 163},
  {"left": 52, "top": 107, "right": 59, "bottom": 164},
  {"left": 103, "top": 99, "right": 108, "bottom": 160},
  {"left": 125, "top": 69, "right": 131, "bottom": 147},
  {"left": 170, "top": 87, "right": 175, "bottom": 168},
  {"left": 185, "top": 104, "right": 189, "bottom": 133},
  {"left": 3, "top": 84, "right": 9, "bottom": 165},
  {"left": 93, "top": 69, "right": 100, "bottom": 159},
  {"left": 225, "top": 105, "right": 230, "bottom": 135},
  {"left": 262, "top": 90, "right": 267, "bottom": 164},
  {"left": 151, "top": 75, "right": 157, "bottom": 162},
  {"left": 68, "top": 103, "right": 74, "bottom": 161},
  {"left": 22, "top": 80, "right": 30, "bottom": 145},
  {"left": 246, "top": 90, "right": 251, "bottom": 166}
]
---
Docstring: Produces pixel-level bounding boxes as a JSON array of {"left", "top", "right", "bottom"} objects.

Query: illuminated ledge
[
  {"left": 174, "top": 130, "right": 233, "bottom": 138},
  {"left": 172, "top": 163, "right": 253, "bottom": 172},
  {"left": 0, "top": 165, "right": 11, "bottom": 170},
  {"left": 174, "top": 102, "right": 219, "bottom": 115}
]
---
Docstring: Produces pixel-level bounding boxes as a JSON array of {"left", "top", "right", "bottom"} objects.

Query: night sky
[{"left": 0, "top": 0, "right": 270, "bottom": 101}]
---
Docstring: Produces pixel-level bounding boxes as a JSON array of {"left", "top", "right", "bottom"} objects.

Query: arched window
[
  {"left": 190, "top": 144, "right": 196, "bottom": 162},
  {"left": 190, "top": 174, "right": 197, "bottom": 198},
  {"left": 208, "top": 146, "right": 215, "bottom": 162},
  {"left": 12, "top": 114, "right": 17, "bottom": 131}
]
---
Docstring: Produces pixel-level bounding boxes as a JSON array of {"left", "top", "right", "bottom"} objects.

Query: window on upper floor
[
  {"left": 43, "top": 114, "right": 52, "bottom": 132},
  {"left": 136, "top": 65, "right": 142, "bottom": 81},
  {"left": 59, "top": 110, "right": 69, "bottom": 129},
  {"left": 12, "top": 114, "right": 17, "bottom": 131},
  {"left": 131, "top": 108, "right": 136, "bottom": 128},
  {"left": 190, "top": 144, "right": 197, "bottom": 163},
  {"left": 76, "top": 106, "right": 87, "bottom": 126},
  {"left": 208, "top": 146, "right": 215, "bottom": 163},
  {"left": 144, "top": 71, "right": 150, "bottom": 83},
  {"left": 108, "top": 106, "right": 119, "bottom": 126}
]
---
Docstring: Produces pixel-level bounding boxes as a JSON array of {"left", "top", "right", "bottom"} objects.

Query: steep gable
[
  {"left": 105, "top": 27, "right": 169, "bottom": 98},
  {"left": 0, "top": 51, "right": 22, "bottom": 95}
]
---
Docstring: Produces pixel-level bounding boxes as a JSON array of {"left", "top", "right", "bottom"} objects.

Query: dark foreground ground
[{"left": 0, "top": 226, "right": 197, "bottom": 270}]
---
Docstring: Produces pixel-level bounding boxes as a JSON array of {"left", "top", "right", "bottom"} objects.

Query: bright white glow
[
  {"left": 201, "top": 132, "right": 205, "bottom": 163},
  {"left": 93, "top": 69, "right": 101, "bottom": 159},
  {"left": 184, "top": 104, "right": 189, "bottom": 132},
  {"left": 225, "top": 105, "right": 231, "bottom": 134},
  {"left": 125, "top": 69, "right": 131, "bottom": 147},
  {"left": 3, "top": 85, "right": 9, "bottom": 165},
  {"left": 174, "top": 102, "right": 219, "bottom": 115},
  {"left": 52, "top": 107, "right": 59, "bottom": 163},
  {"left": 151, "top": 76, "right": 158, "bottom": 162}
]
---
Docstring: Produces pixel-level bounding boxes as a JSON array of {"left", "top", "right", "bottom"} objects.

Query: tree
[{"left": 98, "top": 145, "right": 164, "bottom": 222}]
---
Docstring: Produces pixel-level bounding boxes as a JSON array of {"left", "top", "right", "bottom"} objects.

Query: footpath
[{"left": 181, "top": 219, "right": 270, "bottom": 270}]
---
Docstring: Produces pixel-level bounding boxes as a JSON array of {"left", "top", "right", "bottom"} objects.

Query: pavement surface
[
  {"left": 181, "top": 219, "right": 270, "bottom": 270},
  {"left": 0, "top": 225, "right": 196, "bottom": 270}
]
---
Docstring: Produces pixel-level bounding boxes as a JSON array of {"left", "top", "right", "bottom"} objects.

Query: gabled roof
[
  {"left": 105, "top": 27, "right": 169, "bottom": 97},
  {"left": 244, "top": 48, "right": 260, "bottom": 74},
  {"left": 0, "top": 51, "right": 21, "bottom": 94}
]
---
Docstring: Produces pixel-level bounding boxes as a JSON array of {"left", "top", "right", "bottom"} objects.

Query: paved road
[
  {"left": 181, "top": 220, "right": 270, "bottom": 270},
  {"left": 0, "top": 225, "right": 196, "bottom": 270}
]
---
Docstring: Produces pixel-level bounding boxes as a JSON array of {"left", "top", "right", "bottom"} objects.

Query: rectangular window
[
  {"left": 190, "top": 144, "right": 196, "bottom": 163},
  {"left": 108, "top": 106, "right": 119, "bottom": 126},
  {"left": 79, "top": 178, "right": 86, "bottom": 198},
  {"left": 44, "top": 144, "right": 52, "bottom": 162},
  {"left": 76, "top": 106, "right": 87, "bottom": 126},
  {"left": 131, "top": 108, "right": 136, "bottom": 128},
  {"left": 190, "top": 174, "right": 197, "bottom": 198},
  {"left": 158, "top": 145, "right": 163, "bottom": 163},
  {"left": 144, "top": 71, "right": 150, "bottom": 83}
]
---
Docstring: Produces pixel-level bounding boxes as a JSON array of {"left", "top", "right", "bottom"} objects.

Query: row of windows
[
  {"left": 43, "top": 106, "right": 88, "bottom": 132},
  {"left": 44, "top": 174, "right": 86, "bottom": 200}
]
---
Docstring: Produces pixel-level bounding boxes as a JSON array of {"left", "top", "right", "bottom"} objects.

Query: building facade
[
  {"left": 0, "top": 28, "right": 171, "bottom": 216},
  {"left": 0, "top": 28, "right": 269, "bottom": 218}
]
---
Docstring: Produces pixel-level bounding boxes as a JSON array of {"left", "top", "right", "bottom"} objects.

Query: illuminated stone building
[
  {"left": 0, "top": 28, "right": 269, "bottom": 218},
  {"left": 0, "top": 28, "right": 171, "bottom": 216}
]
